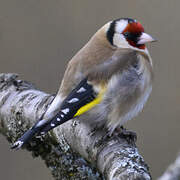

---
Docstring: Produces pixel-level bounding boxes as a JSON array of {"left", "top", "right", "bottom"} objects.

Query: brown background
[{"left": 0, "top": 0, "right": 180, "bottom": 179}]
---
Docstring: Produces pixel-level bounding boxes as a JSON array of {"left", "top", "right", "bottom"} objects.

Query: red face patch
[
  {"left": 122, "top": 22, "right": 145, "bottom": 49},
  {"left": 123, "top": 22, "right": 144, "bottom": 34}
]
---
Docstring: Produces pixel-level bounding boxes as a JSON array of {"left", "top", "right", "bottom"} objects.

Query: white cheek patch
[
  {"left": 113, "top": 33, "right": 130, "bottom": 48},
  {"left": 115, "top": 20, "right": 128, "bottom": 33}
]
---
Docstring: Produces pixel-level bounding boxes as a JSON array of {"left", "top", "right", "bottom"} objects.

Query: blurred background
[{"left": 0, "top": 0, "right": 180, "bottom": 179}]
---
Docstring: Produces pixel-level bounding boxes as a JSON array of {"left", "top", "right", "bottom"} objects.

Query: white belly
[{"left": 120, "top": 85, "right": 152, "bottom": 125}]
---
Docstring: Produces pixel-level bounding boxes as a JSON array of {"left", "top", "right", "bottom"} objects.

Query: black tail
[
  {"left": 11, "top": 127, "right": 41, "bottom": 149},
  {"left": 11, "top": 78, "right": 96, "bottom": 149}
]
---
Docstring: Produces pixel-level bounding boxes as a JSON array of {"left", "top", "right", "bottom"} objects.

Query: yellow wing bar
[{"left": 74, "top": 87, "right": 106, "bottom": 117}]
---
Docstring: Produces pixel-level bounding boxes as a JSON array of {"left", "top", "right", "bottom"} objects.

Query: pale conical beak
[{"left": 137, "top": 32, "right": 157, "bottom": 45}]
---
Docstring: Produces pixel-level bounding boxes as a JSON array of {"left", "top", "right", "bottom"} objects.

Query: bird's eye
[
  {"left": 128, "top": 19, "right": 134, "bottom": 24},
  {"left": 123, "top": 32, "right": 130, "bottom": 37}
]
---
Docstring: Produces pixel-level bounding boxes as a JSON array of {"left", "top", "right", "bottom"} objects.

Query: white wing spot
[
  {"left": 13, "top": 140, "right": 24, "bottom": 149},
  {"left": 61, "top": 108, "right": 69, "bottom": 114},
  {"left": 77, "top": 87, "right": 86, "bottom": 93},
  {"left": 61, "top": 114, "right": 64, "bottom": 118},
  {"left": 68, "top": 98, "right": 79, "bottom": 103},
  {"left": 57, "top": 118, "right": 61, "bottom": 121},
  {"left": 41, "top": 132, "right": 45, "bottom": 135},
  {"left": 51, "top": 123, "right": 55, "bottom": 127}
]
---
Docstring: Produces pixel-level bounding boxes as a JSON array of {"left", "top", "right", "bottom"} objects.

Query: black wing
[
  {"left": 39, "top": 78, "right": 96, "bottom": 134},
  {"left": 11, "top": 78, "right": 96, "bottom": 149}
]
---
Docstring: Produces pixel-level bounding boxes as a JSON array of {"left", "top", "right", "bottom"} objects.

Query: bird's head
[{"left": 105, "top": 18, "right": 156, "bottom": 51}]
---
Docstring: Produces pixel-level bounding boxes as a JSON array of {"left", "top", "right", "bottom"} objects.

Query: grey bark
[
  {"left": 0, "top": 73, "right": 151, "bottom": 180},
  {"left": 158, "top": 152, "right": 180, "bottom": 180}
]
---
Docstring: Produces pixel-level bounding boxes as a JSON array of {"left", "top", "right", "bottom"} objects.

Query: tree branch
[
  {"left": 0, "top": 73, "right": 151, "bottom": 180},
  {"left": 158, "top": 152, "right": 180, "bottom": 180}
]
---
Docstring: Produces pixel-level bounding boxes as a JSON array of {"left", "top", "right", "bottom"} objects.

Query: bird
[{"left": 11, "top": 18, "right": 156, "bottom": 149}]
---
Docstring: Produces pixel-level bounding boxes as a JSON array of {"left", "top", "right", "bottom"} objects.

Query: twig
[{"left": 158, "top": 152, "right": 180, "bottom": 180}]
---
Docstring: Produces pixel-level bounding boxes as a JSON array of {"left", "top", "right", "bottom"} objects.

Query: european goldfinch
[{"left": 12, "top": 18, "right": 156, "bottom": 149}]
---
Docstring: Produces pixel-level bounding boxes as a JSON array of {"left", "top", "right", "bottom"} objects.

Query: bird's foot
[
  {"left": 105, "top": 126, "right": 137, "bottom": 143},
  {"left": 118, "top": 126, "right": 137, "bottom": 144},
  {"left": 89, "top": 125, "right": 137, "bottom": 145}
]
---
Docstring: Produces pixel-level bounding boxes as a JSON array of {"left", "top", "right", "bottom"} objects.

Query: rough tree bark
[{"left": 0, "top": 73, "right": 151, "bottom": 180}]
